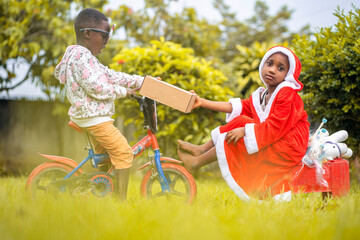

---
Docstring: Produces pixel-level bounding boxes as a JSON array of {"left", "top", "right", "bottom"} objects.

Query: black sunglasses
[{"left": 80, "top": 28, "right": 110, "bottom": 40}]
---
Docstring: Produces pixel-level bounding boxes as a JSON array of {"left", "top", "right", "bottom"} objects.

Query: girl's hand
[
  {"left": 225, "top": 127, "right": 245, "bottom": 145},
  {"left": 189, "top": 90, "right": 201, "bottom": 109}
]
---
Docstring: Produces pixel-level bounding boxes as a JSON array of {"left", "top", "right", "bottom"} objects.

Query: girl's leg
[
  {"left": 177, "top": 147, "right": 217, "bottom": 173},
  {"left": 220, "top": 115, "right": 254, "bottom": 133},
  {"left": 177, "top": 139, "right": 214, "bottom": 156}
]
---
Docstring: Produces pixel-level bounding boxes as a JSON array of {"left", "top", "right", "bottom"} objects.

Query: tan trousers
[{"left": 85, "top": 121, "right": 133, "bottom": 169}]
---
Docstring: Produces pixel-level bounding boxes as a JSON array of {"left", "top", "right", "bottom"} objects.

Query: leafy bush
[
  {"left": 110, "top": 39, "right": 233, "bottom": 157},
  {"left": 292, "top": 6, "right": 360, "bottom": 155}
]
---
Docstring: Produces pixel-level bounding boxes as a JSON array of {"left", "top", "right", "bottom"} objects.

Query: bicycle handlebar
[
  {"left": 129, "top": 94, "right": 142, "bottom": 100},
  {"left": 130, "top": 94, "right": 158, "bottom": 133}
]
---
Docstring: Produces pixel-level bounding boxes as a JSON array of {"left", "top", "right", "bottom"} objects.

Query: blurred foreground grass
[{"left": 1, "top": 176, "right": 360, "bottom": 240}]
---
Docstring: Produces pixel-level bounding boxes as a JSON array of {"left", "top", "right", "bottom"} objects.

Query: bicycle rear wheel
[
  {"left": 140, "top": 163, "right": 197, "bottom": 204},
  {"left": 26, "top": 162, "right": 77, "bottom": 198}
]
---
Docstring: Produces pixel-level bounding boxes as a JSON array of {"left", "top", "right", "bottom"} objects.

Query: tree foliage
[
  {"left": 107, "top": 0, "right": 302, "bottom": 61},
  {"left": 213, "top": 0, "right": 309, "bottom": 61},
  {"left": 107, "top": 0, "right": 222, "bottom": 58},
  {"left": 292, "top": 6, "right": 360, "bottom": 153},
  {"left": 110, "top": 39, "right": 233, "bottom": 156},
  {"left": 1, "top": 0, "right": 301, "bottom": 99}
]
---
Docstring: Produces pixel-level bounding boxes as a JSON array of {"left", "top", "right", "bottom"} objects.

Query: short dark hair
[{"left": 74, "top": 8, "right": 108, "bottom": 38}]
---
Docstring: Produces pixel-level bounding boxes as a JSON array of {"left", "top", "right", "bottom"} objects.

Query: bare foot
[
  {"left": 177, "top": 148, "right": 198, "bottom": 174},
  {"left": 177, "top": 140, "right": 204, "bottom": 156}
]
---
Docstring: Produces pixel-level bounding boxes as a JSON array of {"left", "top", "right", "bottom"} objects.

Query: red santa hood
[{"left": 258, "top": 46, "right": 303, "bottom": 91}]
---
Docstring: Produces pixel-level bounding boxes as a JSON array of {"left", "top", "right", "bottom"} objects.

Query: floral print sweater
[{"left": 54, "top": 45, "right": 143, "bottom": 121}]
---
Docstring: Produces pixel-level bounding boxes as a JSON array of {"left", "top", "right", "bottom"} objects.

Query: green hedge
[{"left": 292, "top": 6, "right": 360, "bottom": 154}]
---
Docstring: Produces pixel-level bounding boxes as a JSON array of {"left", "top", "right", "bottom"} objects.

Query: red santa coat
[{"left": 211, "top": 46, "right": 310, "bottom": 201}]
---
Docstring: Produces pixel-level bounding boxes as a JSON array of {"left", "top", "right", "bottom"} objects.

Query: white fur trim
[
  {"left": 213, "top": 130, "right": 251, "bottom": 201},
  {"left": 211, "top": 126, "right": 221, "bottom": 145},
  {"left": 252, "top": 82, "right": 296, "bottom": 122},
  {"left": 259, "top": 47, "right": 301, "bottom": 90},
  {"left": 226, "top": 98, "right": 242, "bottom": 123},
  {"left": 251, "top": 87, "right": 265, "bottom": 122},
  {"left": 244, "top": 123, "right": 258, "bottom": 154}
]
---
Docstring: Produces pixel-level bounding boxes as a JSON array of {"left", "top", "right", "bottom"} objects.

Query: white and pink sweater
[{"left": 54, "top": 45, "right": 143, "bottom": 127}]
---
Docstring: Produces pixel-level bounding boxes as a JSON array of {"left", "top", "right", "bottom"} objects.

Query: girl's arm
[
  {"left": 191, "top": 90, "right": 232, "bottom": 113},
  {"left": 198, "top": 98, "right": 233, "bottom": 113}
]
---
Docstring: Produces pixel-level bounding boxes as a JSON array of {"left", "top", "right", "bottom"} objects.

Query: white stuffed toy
[
  {"left": 319, "top": 130, "right": 353, "bottom": 160},
  {"left": 303, "top": 119, "right": 353, "bottom": 165},
  {"left": 301, "top": 119, "right": 353, "bottom": 187}
]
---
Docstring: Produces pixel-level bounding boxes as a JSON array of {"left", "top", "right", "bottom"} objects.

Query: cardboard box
[{"left": 139, "top": 76, "right": 196, "bottom": 113}]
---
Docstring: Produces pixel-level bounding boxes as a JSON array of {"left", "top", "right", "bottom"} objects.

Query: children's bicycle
[{"left": 26, "top": 95, "right": 197, "bottom": 204}]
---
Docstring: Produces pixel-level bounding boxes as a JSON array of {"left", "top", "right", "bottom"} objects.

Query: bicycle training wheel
[
  {"left": 26, "top": 162, "right": 77, "bottom": 198},
  {"left": 140, "top": 162, "right": 197, "bottom": 204}
]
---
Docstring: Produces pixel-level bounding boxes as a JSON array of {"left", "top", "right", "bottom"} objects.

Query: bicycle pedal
[{"left": 80, "top": 188, "right": 92, "bottom": 196}]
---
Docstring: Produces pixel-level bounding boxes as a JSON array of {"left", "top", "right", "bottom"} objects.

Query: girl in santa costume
[{"left": 178, "top": 46, "right": 310, "bottom": 201}]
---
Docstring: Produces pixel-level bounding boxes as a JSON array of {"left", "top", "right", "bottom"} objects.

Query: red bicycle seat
[{"left": 68, "top": 121, "right": 83, "bottom": 133}]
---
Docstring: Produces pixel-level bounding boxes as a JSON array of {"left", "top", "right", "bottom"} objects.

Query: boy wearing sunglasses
[{"left": 54, "top": 8, "right": 144, "bottom": 201}]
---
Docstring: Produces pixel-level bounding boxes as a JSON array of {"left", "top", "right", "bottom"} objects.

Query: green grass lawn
[{"left": 1, "top": 175, "right": 360, "bottom": 240}]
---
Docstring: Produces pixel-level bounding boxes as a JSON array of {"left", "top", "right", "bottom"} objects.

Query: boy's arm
[
  {"left": 102, "top": 64, "right": 143, "bottom": 89},
  {"left": 74, "top": 56, "right": 128, "bottom": 100}
]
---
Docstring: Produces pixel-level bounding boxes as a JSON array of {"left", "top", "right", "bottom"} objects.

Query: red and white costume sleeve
[{"left": 211, "top": 46, "right": 310, "bottom": 201}]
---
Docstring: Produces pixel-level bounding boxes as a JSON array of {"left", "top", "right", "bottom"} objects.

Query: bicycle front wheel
[{"left": 140, "top": 162, "right": 197, "bottom": 204}]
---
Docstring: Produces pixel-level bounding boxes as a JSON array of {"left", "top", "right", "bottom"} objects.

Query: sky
[{"left": 1, "top": 0, "right": 358, "bottom": 100}]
